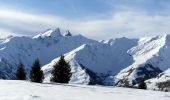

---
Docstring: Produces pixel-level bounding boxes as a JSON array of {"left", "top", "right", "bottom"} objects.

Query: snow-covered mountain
[
  {"left": 0, "top": 28, "right": 97, "bottom": 79},
  {"left": 42, "top": 37, "right": 137, "bottom": 85},
  {"left": 1, "top": 28, "right": 170, "bottom": 89},
  {"left": 115, "top": 35, "right": 170, "bottom": 87}
]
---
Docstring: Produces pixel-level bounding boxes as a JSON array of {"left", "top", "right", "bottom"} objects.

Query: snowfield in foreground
[{"left": 0, "top": 80, "right": 169, "bottom": 100}]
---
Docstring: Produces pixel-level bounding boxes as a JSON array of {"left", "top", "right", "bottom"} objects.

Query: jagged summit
[
  {"left": 63, "top": 30, "right": 72, "bottom": 37},
  {"left": 33, "top": 28, "right": 74, "bottom": 39},
  {"left": 33, "top": 28, "right": 64, "bottom": 38}
]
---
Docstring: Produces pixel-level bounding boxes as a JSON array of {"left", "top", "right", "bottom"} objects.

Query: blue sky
[
  {"left": 0, "top": 0, "right": 170, "bottom": 40},
  {"left": 0, "top": 0, "right": 111, "bottom": 18}
]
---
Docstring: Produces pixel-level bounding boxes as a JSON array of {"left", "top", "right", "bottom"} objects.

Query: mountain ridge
[{"left": 0, "top": 28, "right": 170, "bottom": 90}]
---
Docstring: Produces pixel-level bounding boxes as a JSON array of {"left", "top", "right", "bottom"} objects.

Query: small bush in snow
[
  {"left": 156, "top": 81, "right": 170, "bottom": 92},
  {"left": 138, "top": 80, "right": 147, "bottom": 89}
]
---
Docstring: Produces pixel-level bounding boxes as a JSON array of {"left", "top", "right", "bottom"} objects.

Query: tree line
[{"left": 16, "top": 55, "right": 72, "bottom": 83}]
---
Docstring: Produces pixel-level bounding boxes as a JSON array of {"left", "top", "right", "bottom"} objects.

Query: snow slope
[
  {"left": 42, "top": 44, "right": 91, "bottom": 84},
  {"left": 115, "top": 35, "right": 170, "bottom": 87},
  {"left": 0, "top": 80, "right": 169, "bottom": 100},
  {"left": 42, "top": 37, "right": 137, "bottom": 85}
]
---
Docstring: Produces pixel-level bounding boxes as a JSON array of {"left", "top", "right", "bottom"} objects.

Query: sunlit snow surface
[{"left": 0, "top": 80, "right": 169, "bottom": 100}]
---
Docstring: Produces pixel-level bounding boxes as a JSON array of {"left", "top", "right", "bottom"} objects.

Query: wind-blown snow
[{"left": 0, "top": 80, "right": 169, "bottom": 100}]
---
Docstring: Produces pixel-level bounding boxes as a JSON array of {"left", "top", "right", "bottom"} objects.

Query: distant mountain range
[{"left": 0, "top": 28, "right": 170, "bottom": 91}]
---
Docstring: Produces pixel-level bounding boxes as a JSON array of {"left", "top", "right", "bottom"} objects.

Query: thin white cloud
[
  {"left": 71, "top": 12, "right": 170, "bottom": 39},
  {"left": 0, "top": 28, "right": 18, "bottom": 38},
  {"left": 0, "top": 9, "right": 65, "bottom": 33},
  {"left": 0, "top": 9, "right": 170, "bottom": 40}
]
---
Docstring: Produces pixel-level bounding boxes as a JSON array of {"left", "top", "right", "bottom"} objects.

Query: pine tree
[
  {"left": 16, "top": 63, "right": 26, "bottom": 80},
  {"left": 30, "top": 59, "right": 44, "bottom": 83},
  {"left": 50, "top": 55, "right": 72, "bottom": 83},
  {"left": 138, "top": 80, "right": 147, "bottom": 89}
]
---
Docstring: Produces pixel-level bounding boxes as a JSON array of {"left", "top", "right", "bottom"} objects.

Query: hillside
[
  {"left": 115, "top": 35, "right": 170, "bottom": 87},
  {"left": 146, "top": 68, "right": 170, "bottom": 91}
]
